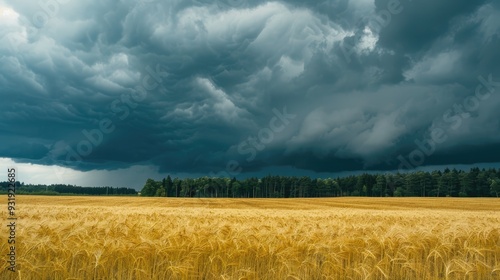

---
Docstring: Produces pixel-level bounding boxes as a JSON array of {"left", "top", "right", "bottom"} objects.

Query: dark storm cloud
[
  {"left": 377, "top": 0, "right": 492, "bottom": 53},
  {"left": 1, "top": 0, "right": 499, "bottom": 177}
]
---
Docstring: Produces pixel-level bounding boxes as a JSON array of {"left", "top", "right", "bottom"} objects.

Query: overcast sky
[{"left": 1, "top": 0, "right": 499, "bottom": 189}]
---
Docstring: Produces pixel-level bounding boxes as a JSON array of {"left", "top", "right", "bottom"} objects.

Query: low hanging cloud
[{"left": 1, "top": 0, "right": 499, "bottom": 179}]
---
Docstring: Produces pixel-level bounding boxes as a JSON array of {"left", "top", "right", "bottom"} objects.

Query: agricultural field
[{"left": 1, "top": 196, "right": 500, "bottom": 279}]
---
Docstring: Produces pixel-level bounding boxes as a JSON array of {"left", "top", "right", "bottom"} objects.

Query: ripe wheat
[{"left": 1, "top": 196, "right": 499, "bottom": 279}]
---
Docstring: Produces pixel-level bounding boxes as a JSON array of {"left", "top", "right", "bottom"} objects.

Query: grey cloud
[{"left": 0, "top": 0, "right": 499, "bottom": 178}]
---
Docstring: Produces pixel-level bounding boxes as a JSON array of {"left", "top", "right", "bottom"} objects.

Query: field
[{"left": 1, "top": 196, "right": 500, "bottom": 279}]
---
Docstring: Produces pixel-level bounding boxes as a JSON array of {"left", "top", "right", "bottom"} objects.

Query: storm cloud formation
[{"left": 1, "top": 0, "right": 499, "bottom": 178}]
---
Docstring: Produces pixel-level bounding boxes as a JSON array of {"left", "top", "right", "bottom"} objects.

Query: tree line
[
  {"left": 141, "top": 167, "right": 500, "bottom": 198},
  {"left": 0, "top": 182, "right": 137, "bottom": 195}
]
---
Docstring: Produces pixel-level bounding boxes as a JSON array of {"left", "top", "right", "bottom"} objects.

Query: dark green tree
[
  {"left": 141, "top": 179, "right": 159, "bottom": 197},
  {"left": 165, "top": 175, "right": 174, "bottom": 197},
  {"left": 373, "top": 175, "right": 386, "bottom": 197}
]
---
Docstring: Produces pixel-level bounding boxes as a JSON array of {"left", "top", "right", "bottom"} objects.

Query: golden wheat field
[{"left": 1, "top": 196, "right": 500, "bottom": 280}]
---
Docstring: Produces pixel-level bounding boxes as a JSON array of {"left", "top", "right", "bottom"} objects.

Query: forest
[
  {"left": 141, "top": 167, "right": 500, "bottom": 198},
  {"left": 0, "top": 182, "right": 137, "bottom": 195},
  {"left": 1, "top": 167, "right": 499, "bottom": 197}
]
